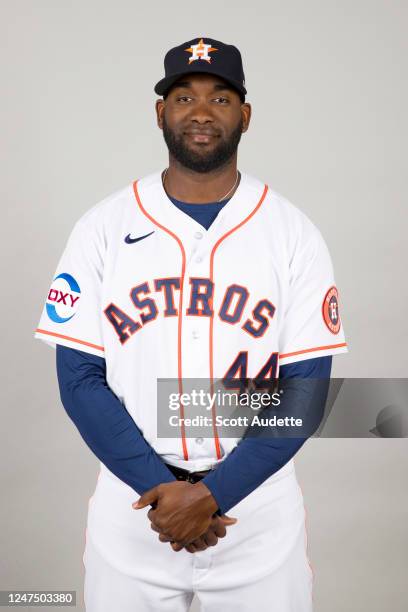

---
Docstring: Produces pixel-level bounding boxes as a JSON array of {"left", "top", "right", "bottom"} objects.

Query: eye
[
  {"left": 214, "top": 97, "right": 229, "bottom": 104},
  {"left": 177, "top": 96, "right": 192, "bottom": 103}
]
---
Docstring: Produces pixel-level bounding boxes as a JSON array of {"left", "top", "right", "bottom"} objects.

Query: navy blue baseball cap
[{"left": 154, "top": 37, "right": 247, "bottom": 102}]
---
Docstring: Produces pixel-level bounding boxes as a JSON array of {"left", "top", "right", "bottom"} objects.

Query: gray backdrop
[{"left": 1, "top": 1, "right": 407, "bottom": 610}]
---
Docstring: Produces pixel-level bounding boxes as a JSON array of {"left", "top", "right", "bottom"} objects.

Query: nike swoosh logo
[{"left": 124, "top": 231, "right": 155, "bottom": 244}]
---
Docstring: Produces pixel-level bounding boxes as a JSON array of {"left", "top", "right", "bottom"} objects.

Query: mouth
[{"left": 184, "top": 131, "right": 220, "bottom": 144}]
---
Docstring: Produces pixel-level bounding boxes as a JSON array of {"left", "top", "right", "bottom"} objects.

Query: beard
[{"left": 162, "top": 115, "right": 243, "bottom": 173}]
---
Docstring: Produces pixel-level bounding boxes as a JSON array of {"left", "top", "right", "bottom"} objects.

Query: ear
[
  {"left": 156, "top": 98, "right": 165, "bottom": 129},
  {"left": 241, "top": 102, "right": 252, "bottom": 133}
]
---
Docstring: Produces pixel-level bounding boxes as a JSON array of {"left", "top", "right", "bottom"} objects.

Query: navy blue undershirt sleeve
[
  {"left": 56, "top": 345, "right": 176, "bottom": 494},
  {"left": 202, "top": 356, "right": 332, "bottom": 514},
  {"left": 280, "top": 356, "right": 332, "bottom": 379}
]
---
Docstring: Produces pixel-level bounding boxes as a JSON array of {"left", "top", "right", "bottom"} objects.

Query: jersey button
[
  {"left": 195, "top": 438, "right": 204, "bottom": 445},
  {"left": 194, "top": 231, "right": 203, "bottom": 240},
  {"left": 195, "top": 256, "right": 203, "bottom": 263},
  {"left": 192, "top": 330, "right": 200, "bottom": 339}
]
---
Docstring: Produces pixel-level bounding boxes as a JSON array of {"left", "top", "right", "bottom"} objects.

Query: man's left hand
[{"left": 133, "top": 481, "right": 232, "bottom": 545}]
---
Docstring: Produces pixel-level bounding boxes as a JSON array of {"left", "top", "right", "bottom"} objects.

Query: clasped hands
[{"left": 132, "top": 481, "right": 237, "bottom": 553}]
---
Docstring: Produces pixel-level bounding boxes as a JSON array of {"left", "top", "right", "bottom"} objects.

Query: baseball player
[{"left": 35, "top": 37, "right": 347, "bottom": 611}]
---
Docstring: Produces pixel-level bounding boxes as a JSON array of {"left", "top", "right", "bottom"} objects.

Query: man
[{"left": 35, "top": 37, "right": 347, "bottom": 611}]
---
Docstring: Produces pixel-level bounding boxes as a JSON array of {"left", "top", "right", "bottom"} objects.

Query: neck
[{"left": 163, "top": 155, "right": 239, "bottom": 204}]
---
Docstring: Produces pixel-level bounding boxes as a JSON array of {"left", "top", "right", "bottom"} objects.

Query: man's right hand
[{"left": 151, "top": 514, "right": 236, "bottom": 553}]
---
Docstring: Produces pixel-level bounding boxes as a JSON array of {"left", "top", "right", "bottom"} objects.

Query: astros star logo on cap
[{"left": 185, "top": 38, "right": 218, "bottom": 64}]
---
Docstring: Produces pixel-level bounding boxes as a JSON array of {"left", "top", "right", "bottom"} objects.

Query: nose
[{"left": 189, "top": 98, "right": 214, "bottom": 124}]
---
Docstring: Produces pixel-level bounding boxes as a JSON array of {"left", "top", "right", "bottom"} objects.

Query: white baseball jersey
[{"left": 35, "top": 170, "right": 347, "bottom": 472}]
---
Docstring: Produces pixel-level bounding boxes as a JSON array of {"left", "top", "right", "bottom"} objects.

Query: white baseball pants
[{"left": 83, "top": 462, "right": 313, "bottom": 612}]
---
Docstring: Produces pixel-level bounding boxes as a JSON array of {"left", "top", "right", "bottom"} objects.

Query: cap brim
[{"left": 154, "top": 70, "right": 246, "bottom": 100}]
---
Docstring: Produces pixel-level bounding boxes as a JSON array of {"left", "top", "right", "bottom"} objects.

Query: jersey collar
[{"left": 133, "top": 170, "right": 268, "bottom": 245}]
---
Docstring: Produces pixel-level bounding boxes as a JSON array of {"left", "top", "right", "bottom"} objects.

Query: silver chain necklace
[{"left": 162, "top": 167, "right": 240, "bottom": 202}]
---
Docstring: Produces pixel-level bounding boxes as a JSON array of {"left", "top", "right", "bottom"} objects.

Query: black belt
[{"left": 165, "top": 463, "right": 211, "bottom": 484}]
